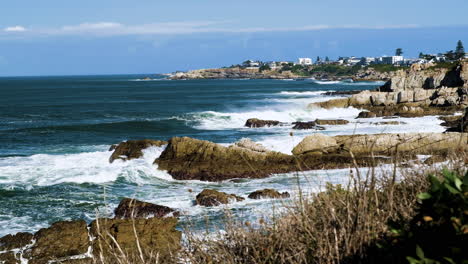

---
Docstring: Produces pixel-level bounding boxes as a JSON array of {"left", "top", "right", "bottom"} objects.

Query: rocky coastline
[
  {"left": 2, "top": 60, "right": 468, "bottom": 263},
  {"left": 169, "top": 66, "right": 395, "bottom": 81}
]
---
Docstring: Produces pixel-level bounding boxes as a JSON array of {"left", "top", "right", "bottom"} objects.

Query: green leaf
[
  {"left": 454, "top": 177, "right": 463, "bottom": 191},
  {"left": 416, "top": 245, "right": 425, "bottom": 259},
  {"left": 444, "top": 183, "right": 460, "bottom": 194},
  {"left": 418, "top": 192, "right": 432, "bottom": 200},
  {"left": 444, "top": 257, "right": 456, "bottom": 264},
  {"left": 406, "top": 256, "right": 419, "bottom": 264}
]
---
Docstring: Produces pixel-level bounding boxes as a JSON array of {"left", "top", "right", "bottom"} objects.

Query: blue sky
[{"left": 1, "top": 0, "right": 468, "bottom": 76}]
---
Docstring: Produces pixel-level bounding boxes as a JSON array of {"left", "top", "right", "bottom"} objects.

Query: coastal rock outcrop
[
  {"left": 293, "top": 133, "right": 468, "bottom": 157},
  {"left": 89, "top": 217, "right": 180, "bottom": 262},
  {"left": 357, "top": 111, "right": 377, "bottom": 118},
  {"left": 292, "top": 133, "right": 339, "bottom": 155},
  {"left": 379, "top": 62, "right": 467, "bottom": 92},
  {"left": 195, "top": 189, "right": 245, "bottom": 206},
  {"left": 155, "top": 137, "right": 298, "bottom": 181},
  {"left": 234, "top": 138, "right": 269, "bottom": 153},
  {"left": 315, "top": 119, "right": 350, "bottom": 125},
  {"left": 292, "top": 121, "right": 325, "bottom": 130},
  {"left": 245, "top": 118, "right": 281, "bottom": 128},
  {"left": 114, "top": 198, "right": 179, "bottom": 219},
  {"left": 0, "top": 214, "right": 181, "bottom": 263},
  {"left": 109, "top": 139, "right": 167, "bottom": 163},
  {"left": 248, "top": 189, "right": 290, "bottom": 199},
  {"left": 25, "top": 220, "right": 90, "bottom": 263},
  {"left": 170, "top": 67, "right": 302, "bottom": 80}
]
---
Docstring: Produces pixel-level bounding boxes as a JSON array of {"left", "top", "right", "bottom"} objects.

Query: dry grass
[{"left": 181, "top": 152, "right": 467, "bottom": 264}]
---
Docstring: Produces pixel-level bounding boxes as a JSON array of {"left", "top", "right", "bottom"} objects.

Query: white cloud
[
  {"left": 1, "top": 22, "right": 421, "bottom": 36},
  {"left": 4, "top": 26, "right": 27, "bottom": 32},
  {"left": 61, "top": 22, "right": 122, "bottom": 31}
]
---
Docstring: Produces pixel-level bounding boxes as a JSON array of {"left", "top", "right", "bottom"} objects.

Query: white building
[
  {"left": 297, "top": 58, "right": 313, "bottom": 65},
  {"left": 381, "top": 56, "right": 404, "bottom": 65},
  {"left": 344, "top": 56, "right": 361, "bottom": 65}
]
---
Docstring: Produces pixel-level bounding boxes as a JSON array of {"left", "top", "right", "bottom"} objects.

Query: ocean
[{"left": 0, "top": 75, "right": 446, "bottom": 237}]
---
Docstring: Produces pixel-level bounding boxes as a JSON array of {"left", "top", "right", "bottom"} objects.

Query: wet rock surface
[
  {"left": 155, "top": 137, "right": 299, "bottom": 181},
  {"left": 0, "top": 198, "right": 182, "bottom": 263},
  {"left": 89, "top": 217, "right": 180, "bottom": 262},
  {"left": 314, "top": 119, "right": 350, "bottom": 125},
  {"left": 292, "top": 121, "right": 325, "bottom": 130},
  {"left": 195, "top": 189, "right": 245, "bottom": 206},
  {"left": 0, "top": 232, "right": 33, "bottom": 251},
  {"left": 114, "top": 198, "right": 179, "bottom": 219},
  {"left": 245, "top": 118, "right": 281, "bottom": 128},
  {"left": 109, "top": 139, "right": 167, "bottom": 163},
  {"left": 25, "top": 220, "right": 90, "bottom": 264},
  {"left": 248, "top": 189, "right": 290, "bottom": 199}
]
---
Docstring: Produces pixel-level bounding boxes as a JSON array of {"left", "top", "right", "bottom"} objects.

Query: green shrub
[{"left": 383, "top": 169, "right": 468, "bottom": 264}]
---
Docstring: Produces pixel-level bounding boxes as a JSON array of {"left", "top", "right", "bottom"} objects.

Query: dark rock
[
  {"left": 245, "top": 118, "right": 280, "bottom": 128},
  {"left": 0, "top": 252, "right": 18, "bottom": 263},
  {"left": 446, "top": 108, "right": 468, "bottom": 132},
  {"left": 108, "top": 144, "right": 118, "bottom": 151},
  {"left": 423, "top": 155, "right": 447, "bottom": 165},
  {"left": 155, "top": 136, "right": 390, "bottom": 181},
  {"left": 439, "top": 115, "right": 462, "bottom": 127},
  {"left": 248, "top": 189, "right": 290, "bottom": 199},
  {"left": 292, "top": 121, "right": 325, "bottom": 130},
  {"left": 89, "top": 217, "right": 181, "bottom": 263},
  {"left": 357, "top": 111, "right": 377, "bottom": 118},
  {"left": 26, "top": 220, "right": 89, "bottom": 264},
  {"left": 0, "top": 232, "right": 33, "bottom": 251},
  {"left": 155, "top": 137, "right": 298, "bottom": 181},
  {"left": 315, "top": 119, "right": 350, "bottom": 125},
  {"left": 324, "top": 90, "right": 362, "bottom": 96},
  {"left": 373, "top": 121, "right": 406, "bottom": 125},
  {"left": 109, "top": 139, "right": 167, "bottom": 163},
  {"left": 195, "top": 189, "right": 245, "bottom": 206},
  {"left": 114, "top": 198, "right": 179, "bottom": 219}
]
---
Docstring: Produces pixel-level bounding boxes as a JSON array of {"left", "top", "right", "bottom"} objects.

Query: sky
[{"left": 1, "top": 0, "right": 468, "bottom": 76}]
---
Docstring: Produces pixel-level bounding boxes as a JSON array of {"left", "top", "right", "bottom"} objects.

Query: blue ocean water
[{"left": 0, "top": 75, "right": 442, "bottom": 236}]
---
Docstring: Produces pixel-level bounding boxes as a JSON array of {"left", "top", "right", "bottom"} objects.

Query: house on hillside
[{"left": 297, "top": 58, "right": 313, "bottom": 65}]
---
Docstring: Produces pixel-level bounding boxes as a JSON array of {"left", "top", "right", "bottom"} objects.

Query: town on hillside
[{"left": 230, "top": 40, "right": 467, "bottom": 72}]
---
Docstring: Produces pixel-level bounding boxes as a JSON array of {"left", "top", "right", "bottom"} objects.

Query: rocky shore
[
  {"left": 2, "top": 61, "right": 468, "bottom": 263},
  {"left": 169, "top": 66, "right": 396, "bottom": 81}
]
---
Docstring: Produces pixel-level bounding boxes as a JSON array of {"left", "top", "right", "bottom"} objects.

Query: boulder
[
  {"left": 292, "top": 121, "right": 325, "bottom": 130},
  {"left": 248, "top": 189, "right": 290, "bottom": 199},
  {"left": 245, "top": 118, "right": 280, "bottom": 128},
  {"left": 314, "top": 119, "right": 350, "bottom": 125},
  {"left": 349, "top": 90, "right": 372, "bottom": 105},
  {"left": 114, "top": 198, "right": 179, "bottom": 219},
  {"left": 234, "top": 138, "right": 269, "bottom": 153},
  {"left": 292, "top": 133, "right": 338, "bottom": 155},
  {"left": 0, "top": 232, "right": 33, "bottom": 251},
  {"left": 195, "top": 189, "right": 245, "bottom": 206},
  {"left": 109, "top": 139, "right": 167, "bottom": 163},
  {"left": 89, "top": 217, "right": 181, "bottom": 262},
  {"left": 25, "top": 220, "right": 90, "bottom": 264},
  {"left": 155, "top": 137, "right": 299, "bottom": 181},
  {"left": 357, "top": 111, "right": 377, "bottom": 118}
]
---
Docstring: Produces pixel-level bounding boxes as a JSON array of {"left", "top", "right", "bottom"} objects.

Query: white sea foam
[
  {"left": 0, "top": 146, "right": 171, "bottom": 187},
  {"left": 313, "top": 80, "right": 341, "bottom": 84},
  {"left": 278, "top": 91, "right": 328, "bottom": 96},
  {"left": 189, "top": 106, "right": 362, "bottom": 130}
]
